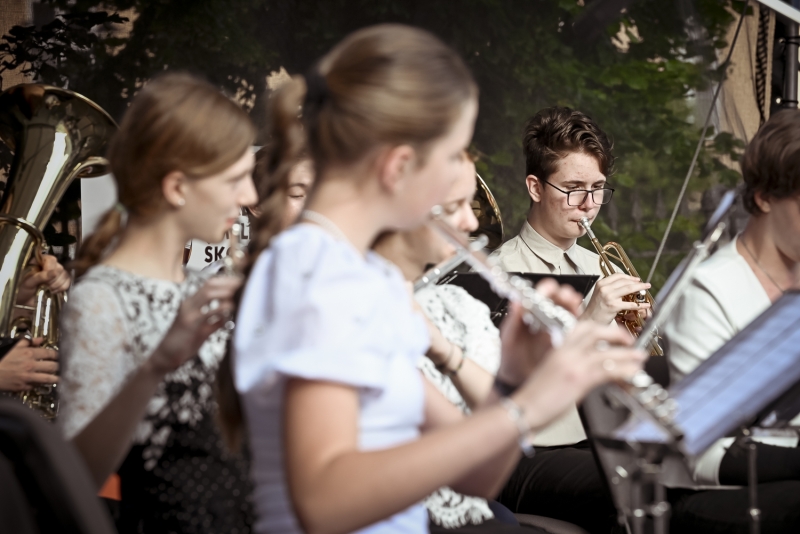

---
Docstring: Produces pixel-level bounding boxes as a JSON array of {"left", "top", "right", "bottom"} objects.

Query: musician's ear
[
  {"left": 163, "top": 170, "right": 188, "bottom": 209},
  {"left": 526, "top": 175, "right": 543, "bottom": 203},
  {"left": 378, "top": 144, "right": 416, "bottom": 193},
  {"left": 753, "top": 190, "right": 772, "bottom": 214}
]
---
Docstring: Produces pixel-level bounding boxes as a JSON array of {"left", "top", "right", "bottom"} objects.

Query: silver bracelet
[{"left": 499, "top": 397, "right": 537, "bottom": 458}]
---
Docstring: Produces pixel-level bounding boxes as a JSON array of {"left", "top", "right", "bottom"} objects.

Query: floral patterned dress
[
  {"left": 415, "top": 283, "right": 501, "bottom": 529},
  {"left": 59, "top": 265, "right": 253, "bottom": 534}
]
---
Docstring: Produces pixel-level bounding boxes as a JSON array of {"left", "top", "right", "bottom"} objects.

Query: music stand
[
  {"left": 610, "top": 290, "right": 800, "bottom": 534},
  {"left": 615, "top": 290, "right": 800, "bottom": 453},
  {"left": 442, "top": 272, "right": 598, "bottom": 326}
]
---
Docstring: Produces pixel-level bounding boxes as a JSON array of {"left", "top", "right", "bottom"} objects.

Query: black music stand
[
  {"left": 607, "top": 290, "right": 800, "bottom": 534},
  {"left": 442, "top": 272, "right": 598, "bottom": 326}
]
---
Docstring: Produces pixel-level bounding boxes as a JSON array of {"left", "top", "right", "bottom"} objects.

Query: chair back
[{"left": 0, "top": 399, "right": 116, "bottom": 534}]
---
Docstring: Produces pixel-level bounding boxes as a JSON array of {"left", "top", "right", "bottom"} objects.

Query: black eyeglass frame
[{"left": 542, "top": 180, "right": 615, "bottom": 207}]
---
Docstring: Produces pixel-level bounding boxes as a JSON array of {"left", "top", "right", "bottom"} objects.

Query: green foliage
[
  {"left": 0, "top": 12, "right": 129, "bottom": 91},
  {"left": 0, "top": 0, "right": 748, "bottom": 284}
]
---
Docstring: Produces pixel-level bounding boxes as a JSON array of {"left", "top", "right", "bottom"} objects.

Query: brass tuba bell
[{"left": 0, "top": 84, "right": 116, "bottom": 419}]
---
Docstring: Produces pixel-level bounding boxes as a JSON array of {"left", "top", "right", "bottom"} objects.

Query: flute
[
  {"left": 223, "top": 220, "right": 247, "bottom": 277},
  {"left": 413, "top": 234, "right": 488, "bottom": 292},
  {"left": 426, "top": 206, "right": 681, "bottom": 438}
]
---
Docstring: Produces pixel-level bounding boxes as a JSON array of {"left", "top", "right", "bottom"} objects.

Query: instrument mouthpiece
[{"left": 579, "top": 217, "right": 595, "bottom": 238}]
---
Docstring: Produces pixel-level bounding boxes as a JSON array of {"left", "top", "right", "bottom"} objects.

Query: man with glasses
[
  {"left": 490, "top": 106, "right": 648, "bottom": 533},
  {"left": 491, "top": 106, "right": 649, "bottom": 325}
]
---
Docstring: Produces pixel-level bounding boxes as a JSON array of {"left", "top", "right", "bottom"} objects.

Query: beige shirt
[
  {"left": 490, "top": 220, "right": 603, "bottom": 279},
  {"left": 490, "top": 221, "right": 605, "bottom": 446}
]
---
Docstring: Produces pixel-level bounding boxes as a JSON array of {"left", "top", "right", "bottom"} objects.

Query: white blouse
[
  {"left": 235, "top": 224, "right": 431, "bottom": 534},
  {"left": 415, "top": 284, "right": 500, "bottom": 528},
  {"left": 664, "top": 237, "right": 796, "bottom": 486},
  {"left": 59, "top": 266, "right": 227, "bottom": 446}
]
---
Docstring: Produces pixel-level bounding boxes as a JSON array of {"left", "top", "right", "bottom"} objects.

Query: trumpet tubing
[{"left": 579, "top": 218, "right": 663, "bottom": 357}]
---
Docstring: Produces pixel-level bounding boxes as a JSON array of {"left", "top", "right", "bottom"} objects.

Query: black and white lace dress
[
  {"left": 59, "top": 265, "right": 253, "bottom": 534},
  {"left": 415, "top": 284, "right": 501, "bottom": 529}
]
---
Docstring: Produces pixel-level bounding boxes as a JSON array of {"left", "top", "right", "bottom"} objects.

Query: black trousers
[
  {"left": 497, "top": 441, "right": 619, "bottom": 534},
  {"left": 669, "top": 482, "right": 800, "bottom": 534},
  {"left": 667, "top": 442, "right": 800, "bottom": 533},
  {"left": 429, "top": 518, "right": 545, "bottom": 533}
]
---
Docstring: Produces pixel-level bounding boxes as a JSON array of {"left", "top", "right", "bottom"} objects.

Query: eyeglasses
[{"left": 542, "top": 181, "right": 615, "bottom": 206}]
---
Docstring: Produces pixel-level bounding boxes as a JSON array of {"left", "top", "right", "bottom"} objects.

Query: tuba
[
  {"left": 0, "top": 84, "right": 116, "bottom": 419},
  {"left": 578, "top": 217, "right": 663, "bottom": 357}
]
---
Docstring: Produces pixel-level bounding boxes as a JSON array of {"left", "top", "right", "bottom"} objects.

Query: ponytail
[
  {"left": 71, "top": 206, "right": 124, "bottom": 278},
  {"left": 216, "top": 77, "right": 308, "bottom": 452},
  {"left": 217, "top": 24, "right": 477, "bottom": 451},
  {"left": 250, "top": 77, "right": 308, "bottom": 262}
]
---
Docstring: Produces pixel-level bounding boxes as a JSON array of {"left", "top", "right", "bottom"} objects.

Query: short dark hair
[
  {"left": 741, "top": 109, "right": 800, "bottom": 214},
  {"left": 522, "top": 106, "right": 614, "bottom": 182}
]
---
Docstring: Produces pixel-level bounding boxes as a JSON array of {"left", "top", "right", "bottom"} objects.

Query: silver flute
[
  {"left": 635, "top": 190, "right": 735, "bottom": 352},
  {"left": 413, "top": 234, "right": 488, "bottom": 292},
  {"left": 223, "top": 220, "right": 246, "bottom": 277},
  {"left": 426, "top": 211, "right": 576, "bottom": 339},
  {"left": 426, "top": 206, "right": 681, "bottom": 437}
]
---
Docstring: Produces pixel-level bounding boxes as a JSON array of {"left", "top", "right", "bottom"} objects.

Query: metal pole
[
  {"left": 784, "top": 1, "right": 800, "bottom": 108},
  {"left": 748, "top": 440, "right": 761, "bottom": 534}
]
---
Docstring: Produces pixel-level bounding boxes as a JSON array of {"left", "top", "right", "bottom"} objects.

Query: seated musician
[
  {"left": 374, "top": 152, "right": 546, "bottom": 532},
  {"left": 660, "top": 109, "right": 800, "bottom": 533},
  {"left": 0, "top": 254, "right": 69, "bottom": 392},
  {"left": 488, "top": 106, "right": 648, "bottom": 532},
  {"left": 59, "top": 74, "right": 254, "bottom": 533},
  {"left": 225, "top": 25, "right": 645, "bottom": 534}
]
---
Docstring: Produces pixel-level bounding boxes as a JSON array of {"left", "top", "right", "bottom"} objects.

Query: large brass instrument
[
  {"left": 0, "top": 84, "right": 116, "bottom": 419},
  {"left": 578, "top": 217, "right": 663, "bottom": 357}
]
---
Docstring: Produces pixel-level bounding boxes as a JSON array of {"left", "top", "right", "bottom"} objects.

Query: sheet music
[{"left": 615, "top": 291, "right": 800, "bottom": 457}]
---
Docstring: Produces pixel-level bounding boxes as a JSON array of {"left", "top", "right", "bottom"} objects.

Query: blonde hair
[{"left": 217, "top": 23, "right": 478, "bottom": 451}]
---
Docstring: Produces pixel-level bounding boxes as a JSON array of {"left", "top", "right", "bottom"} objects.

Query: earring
[{"left": 177, "top": 198, "right": 185, "bottom": 206}]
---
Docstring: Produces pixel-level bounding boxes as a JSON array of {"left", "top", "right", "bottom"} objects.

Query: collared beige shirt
[
  {"left": 490, "top": 220, "right": 603, "bottom": 278},
  {"left": 489, "top": 221, "right": 605, "bottom": 447}
]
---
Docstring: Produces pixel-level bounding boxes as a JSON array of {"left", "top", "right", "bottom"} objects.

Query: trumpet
[
  {"left": 427, "top": 207, "right": 681, "bottom": 438},
  {"left": 578, "top": 217, "right": 663, "bottom": 357}
]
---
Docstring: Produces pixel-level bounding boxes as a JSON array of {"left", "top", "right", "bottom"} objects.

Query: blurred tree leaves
[{"left": 0, "top": 0, "right": 748, "bottom": 284}]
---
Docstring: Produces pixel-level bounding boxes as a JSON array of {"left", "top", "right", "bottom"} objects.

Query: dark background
[{"left": 0, "top": 0, "right": 772, "bottom": 287}]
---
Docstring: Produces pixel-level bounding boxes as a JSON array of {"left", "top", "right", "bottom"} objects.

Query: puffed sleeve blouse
[{"left": 235, "top": 224, "right": 431, "bottom": 534}]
